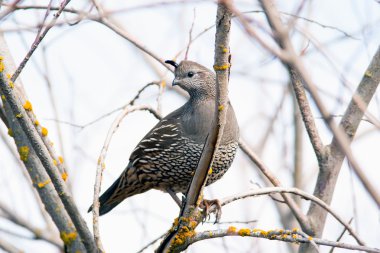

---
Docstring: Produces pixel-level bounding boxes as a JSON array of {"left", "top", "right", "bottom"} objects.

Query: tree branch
[
  {"left": 0, "top": 202, "right": 61, "bottom": 248},
  {"left": 186, "top": 229, "right": 379, "bottom": 253},
  {"left": 92, "top": 104, "right": 162, "bottom": 252},
  {"left": 10, "top": 0, "right": 72, "bottom": 82},
  {"left": 156, "top": 2, "right": 232, "bottom": 252},
  {"left": 259, "top": 0, "right": 380, "bottom": 237},
  {"left": 238, "top": 139, "right": 312, "bottom": 232},
  {"left": 219, "top": 187, "right": 364, "bottom": 245},
  {"left": 0, "top": 237, "right": 23, "bottom": 253},
  {"left": 0, "top": 43, "right": 96, "bottom": 252},
  {"left": 308, "top": 45, "right": 380, "bottom": 234}
]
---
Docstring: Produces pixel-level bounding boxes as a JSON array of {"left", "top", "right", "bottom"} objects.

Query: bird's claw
[{"left": 199, "top": 199, "right": 222, "bottom": 224}]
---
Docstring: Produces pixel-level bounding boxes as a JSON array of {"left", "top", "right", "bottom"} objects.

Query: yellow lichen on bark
[
  {"left": 7, "top": 128, "right": 13, "bottom": 137},
  {"left": 213, "top": 64, "right": 230, "bottom": 71},
  {"left": 365, "top": 70, "right": 373, "bottom": 78},
  {"left": 227, "top": 226, "right": 237, "bottom": 234},
  {"left": 58, "top": 156, "right": 64, "bottom": 164},
  {"left": 172, "top": 226, "right": 196, "bottom": 247},
  {"left": 0, "top": 56, "right": 4, "bottom": 72},
  {"left": 19, "top": 146, "right": 29, "bottom": 162},
  {"left": 238, "top": 228, "right": 251, "bottom": 236},
  {"left": 61, "top": 172, "right": 68, "bottom": 181},
  {"left": 37, "top": 179, "right": 51, "bottom": 188},
  {"left": 60, "top": 231, "right": 78, "bottom": 245},
  {"left": 188, "top": 220, "right": 198, "bottom": 230},
  {"left": 41, "top": 127, "right": 48, "bottom": 136},
  {"left": 252, "top": 228, "right": 268, "bottom": 236},
  {"left": 23, "top": 100, "right": 33, "bottom": 111},
  {"left": 219, "top": 45, "right": 228, "bottom": 53}
]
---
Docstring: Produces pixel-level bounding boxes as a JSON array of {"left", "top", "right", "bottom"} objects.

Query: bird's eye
[{"left": 187, "top": 71, "right": 195, "bottom": 78}]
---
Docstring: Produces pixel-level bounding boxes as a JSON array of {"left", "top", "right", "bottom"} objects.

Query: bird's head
[{"left": 165, "top": 60, "right": 216, "bottom": 99}]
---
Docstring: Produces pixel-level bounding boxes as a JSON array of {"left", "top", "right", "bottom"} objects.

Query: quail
[{"left": 90, "top": 60, "right": 239, "bottom": 215}]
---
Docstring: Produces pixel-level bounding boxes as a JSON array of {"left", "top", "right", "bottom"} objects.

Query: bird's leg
[
  {"left": 167, "top": 188, "right": 182, "bottom": 208},
  {"left": 199, "top": 199, "right": 222, "bottom": 224}
]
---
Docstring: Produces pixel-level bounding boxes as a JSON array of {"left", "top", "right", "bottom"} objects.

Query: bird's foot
[{"left": 199, "top": 199, "right": 222, "bottom": 224}]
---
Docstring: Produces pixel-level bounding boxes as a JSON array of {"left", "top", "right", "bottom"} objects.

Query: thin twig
[
  {"left": 184, "top": 8, "right": 196, "bottom": 60},
  {"left": 219, "top": 187, "right": 364, "bottom": 245},
  {"left": 0, "top": 237, "right": 23, "bottom": 253},
  {"left": 92, "top": 104, "right": 161, "bottom": 252},
  {"left": 136, "top": 232, "right": 167, "bottom": 253},
  {"left": 238, "top": 139, "right": 312, "bottom": 232},
  {"left": 328, "top": 218, "right": 354, "bottom": 253},
  {"left": 11, "top": 0, "right": 72, "bottom": 82},
  {"left": 0, "top": 202, "right": 62, "bottom": 248}
]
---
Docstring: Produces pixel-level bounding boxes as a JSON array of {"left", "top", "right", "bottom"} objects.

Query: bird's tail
[{"left": 88, "top": 177, "right": 124, "bottom": 216}]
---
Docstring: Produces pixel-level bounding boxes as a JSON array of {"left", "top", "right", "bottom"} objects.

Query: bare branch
[
  {"left": 186, "top": 229, "right": 379, "bottom": 253},
  {"left": 238, "top": 139, "right": 311, "bottom": 232},
  {"left": 157, "top": 2, "right": 232, "bottom": 252},
  {"left": 0, "top": 202, "right": 62, "bottom": 248},
  {"left": 0, "top": 237, "right": 23, "bottom": 253},
  {"left": 258, "top": 0, "right": 380, "bottom": 242},
  {"left": 11, "top": 0, "right": 72, "bottom": 82},
  {"left": 219, "top": 187, "right": 364, "bottom": 245},
  {"left": 0, "top": 40, "right": 96, "bottom": 252},
  {"left": 92, "top": 104, "right": 162, "bottom": 251}
]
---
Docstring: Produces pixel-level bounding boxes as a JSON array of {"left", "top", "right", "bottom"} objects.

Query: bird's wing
[{"left": 129, "top": 117, "right": 184, "bottom": 166}]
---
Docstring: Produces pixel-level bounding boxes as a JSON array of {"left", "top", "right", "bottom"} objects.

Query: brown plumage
[{"left": 89, "top": 60, "right": 239, "bottom": 215}]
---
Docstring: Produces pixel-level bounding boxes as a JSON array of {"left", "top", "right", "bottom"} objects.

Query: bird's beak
[{"left": 172, "top": 78, "right": 180, "bottom": 86}]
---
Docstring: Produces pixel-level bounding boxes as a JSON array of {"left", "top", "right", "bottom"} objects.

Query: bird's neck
[{"left": 188, "top": 92, "right": 215, "bottom": 105}]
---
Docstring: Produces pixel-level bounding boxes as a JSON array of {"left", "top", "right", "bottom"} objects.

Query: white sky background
[{"left": 0, "top": 0, "right": 380, "bottom": 252}]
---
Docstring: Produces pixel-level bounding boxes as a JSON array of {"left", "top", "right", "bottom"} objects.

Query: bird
[{"left": 89, "top": 60, "right": 239, "bottom": 216}]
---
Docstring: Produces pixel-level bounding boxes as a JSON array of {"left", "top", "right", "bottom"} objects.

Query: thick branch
[
  {"left": 308, "top": 45, "right": 380, "bottom": 233},
  {"left": 259, "top": 0, "right": 380, "bottom": 241},
  {"left": 0, "top": 94, "right": 84, "bottom": 252},
  {"left": 0, "top": 55, "right": 96, "bottom": 252},
  {"left": 157, "top": 2, "right": 232, "bottom": 252},
  {"left": 186, "top": 229, "right": 379, "bottom": 253}
]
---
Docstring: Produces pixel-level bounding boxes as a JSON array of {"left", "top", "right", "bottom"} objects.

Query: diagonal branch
[
  {"left": 0, "top": 237, "right": 23, "bottom": 253},
  {"left": 0, "top": 202, "right": 62, "bottom": 248},
  {"left": 156, "top": 2, "right": 232, "bottom": 252},
  {"left": 239, "top": 140, "right": 312, "bottom": 232},
  {"left": 10, "top": 0, "right": 72, "bottom": 82},
  {"left": 92, "top": 104, "right": 161, "bottom": 252},
  {"left": 0, "top": 51, "right": 96, "bottom": 252},
  {"left": 308, "top": 45, "right": 380, "bottom": 233},
  {"left": 258, "top": 1, "right": 380, "bottom": 252}
]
